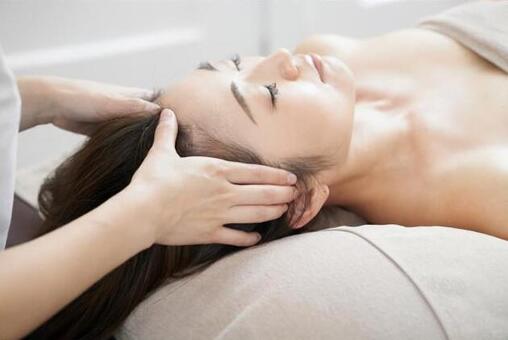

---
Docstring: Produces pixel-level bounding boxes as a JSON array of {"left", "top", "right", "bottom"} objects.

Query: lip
[{"left": 310, "top": 53, "right": 325, "bottom": 83}]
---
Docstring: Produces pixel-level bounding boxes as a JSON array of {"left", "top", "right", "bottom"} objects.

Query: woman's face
[{"left": 160, "top": 48, "right": 356, "bottom": 169}]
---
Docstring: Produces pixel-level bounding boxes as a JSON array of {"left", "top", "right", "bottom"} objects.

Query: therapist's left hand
[{"left": 17, "top": 76, "right": 160, "bottom": 134}]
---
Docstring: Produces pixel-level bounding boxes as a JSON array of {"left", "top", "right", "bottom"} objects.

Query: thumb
[{"left": 152, "top": 109, "right": 179, "bottom": 155}]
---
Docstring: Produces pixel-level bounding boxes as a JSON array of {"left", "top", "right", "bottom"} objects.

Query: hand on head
[
  {"left": 123, "top": 109, "right": 299, "bottom": 247},
  {"left": 18, "top": 76, "right": 161, "bottom": 134}
]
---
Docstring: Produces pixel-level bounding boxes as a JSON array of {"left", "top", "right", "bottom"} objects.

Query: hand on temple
[
  {"left": 17, "top": 75, "right": 160, "bottom": 134},
  {"left": 122, "top": 109, "right": 299, "bottom": 247}
]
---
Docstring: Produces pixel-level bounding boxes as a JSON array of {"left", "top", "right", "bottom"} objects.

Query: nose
[
  {"left": 253, "top": 48, "right": 299, "bottom": 81},
  {"left": 272, "top": 48, "right": 299, "bottom": 80}
]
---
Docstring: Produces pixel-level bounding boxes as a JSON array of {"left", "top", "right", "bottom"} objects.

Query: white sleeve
[{"left": 0, "top": 45, "right": 21, "bottom": 249}]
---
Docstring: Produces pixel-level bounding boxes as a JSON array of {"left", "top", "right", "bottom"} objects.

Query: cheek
[
  {"left": 252, "top": 85, "right": 353, "bottom": 160},
  {"left": 290, "top": 89, "right": 353, "bottom": 152},
  {"left": 286, "top": 87, "right": 346, "bottom": 129}
]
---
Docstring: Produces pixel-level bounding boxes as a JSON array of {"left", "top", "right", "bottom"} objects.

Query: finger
[
  {"left": 232, "top": 185, "right": 298, "bottom": 206},
  {"left": 225, "top": 204, "right": 288, "bottom": 224},
  {"left": 93, "top": 82, "right": 159, "bottom": 101},
  {"left": 152, "top": 109, "right": 179, "bottom": 155},
  {"left": 122, "top": 88, "right": 160, "bottom": 102},
  {"left": 212, "top": 227, "right": 262, "bottom": 247},
  {"left": 107, "top": 96, "right": 160, "bottom": 115},
  {"left": 223, "top": 162, "right": 297, "bottom": 185}
]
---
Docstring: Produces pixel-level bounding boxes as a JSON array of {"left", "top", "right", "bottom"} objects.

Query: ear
[{"left": 289, "top": 184, "right": 330, "bottom": 229}]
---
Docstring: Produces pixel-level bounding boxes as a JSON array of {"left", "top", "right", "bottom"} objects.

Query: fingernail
[
  {"left": 160, "top": 109, "right": 174, "bottom": 121},
  {"left": 287, "top": 173, "right": 297, "bottom": 184}
]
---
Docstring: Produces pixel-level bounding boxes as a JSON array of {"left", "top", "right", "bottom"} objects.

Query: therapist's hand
[
  {"left": 121, "top": 109, "right": 298, "bottom": 247},
  {"left": 17, "top": 76, "right": 160, "bottom": 134}
]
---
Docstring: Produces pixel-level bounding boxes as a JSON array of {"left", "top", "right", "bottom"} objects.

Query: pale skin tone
[
  {"left": 1, "top": 77, "right": 298, "bottom": 339},
  {"left": 295, "top": 29, "right": 508, "bottom": 239},
  {"left": 3, "top": 24, "right": 507, "bottom": 338},
  {"left": 161, "top": 28, "right": 508, "bottom": 239}
]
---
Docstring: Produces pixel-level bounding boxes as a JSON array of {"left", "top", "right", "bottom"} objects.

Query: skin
[
  {"left": 160, "top": 28, "right": 508, "bottom": 239},
  {"left": 160, "top": 49, "right": 356, "bottom": 227},
  {"left": 296, "top": 28, "right": 508, "bottom": 239},
  {"left": 1, "top": 78, "right": 298, "bottom": 339},
  {"left": 161, "top": 49, "right": 356, "bottom": 162}
]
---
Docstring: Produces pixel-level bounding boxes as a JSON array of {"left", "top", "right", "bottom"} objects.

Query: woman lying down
[{"left": 29, "top": 7, "right": 507, "bottom": 340}]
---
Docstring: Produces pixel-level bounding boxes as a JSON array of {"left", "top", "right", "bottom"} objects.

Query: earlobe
[{"left": 291, "top": 185, "right": 330, "bottom": 229}]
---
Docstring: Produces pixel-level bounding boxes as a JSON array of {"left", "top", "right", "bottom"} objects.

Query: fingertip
[
  {"left": 287, "top": 173, "right": 297, "bottom": 184},
  {"left": 152, "top": 109, "right": 178, "bottom": 153},
  {"left": 242, "top": 233, "right": 262, "bottom": 247},
  {"left": 248, "top": 233, "right": 262, "bottom": 246},
  {"left": 159, "top": 108, "right": 175, "bottom": 122},
  {"left": 255, "top": 232, "right": 262, "bottom": 242}
]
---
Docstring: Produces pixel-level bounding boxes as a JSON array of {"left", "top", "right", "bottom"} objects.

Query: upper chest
[
  {"left": 354, "top": 28, "right": 508, "bottom": 162},
  {"left": 349, "top": 29, "right": 508, "bottom": 224}
]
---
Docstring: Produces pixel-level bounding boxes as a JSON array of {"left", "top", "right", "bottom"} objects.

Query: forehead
[
  {"left": 158, "top": 56, "right": 262, "bottom": 138},
  {"left": 160, "top": 69, "right": 239, "bottom": 135}
]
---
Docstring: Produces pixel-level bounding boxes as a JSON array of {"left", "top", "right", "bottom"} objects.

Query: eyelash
[
  {"left": 231, "top": 53, "right": 278, "bottom": 107},
  {"left": 265, "top": 83, "right": 279, "bottom": 107},
  {"left": 231, "top": 53, "right": 241, "bottom": 71}
]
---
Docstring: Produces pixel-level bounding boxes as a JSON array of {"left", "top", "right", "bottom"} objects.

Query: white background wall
[{"left": 0, "top": 0, "right": 470, "bottom": 171}]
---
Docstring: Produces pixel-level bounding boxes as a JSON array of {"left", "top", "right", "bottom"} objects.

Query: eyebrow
[
  {"left": 230, "top": 81, "right": 256, "bottom": 125},
  {"left": 196, "top": 61, "right": 257, "bottom": 125},
  {"left": 197, "top": 61, "right": 218, "bottom": 71}
]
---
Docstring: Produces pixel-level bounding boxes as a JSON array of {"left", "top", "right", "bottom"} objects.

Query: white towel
[{"left": 418, "top": 0, "right": 508, "bottom": 73}]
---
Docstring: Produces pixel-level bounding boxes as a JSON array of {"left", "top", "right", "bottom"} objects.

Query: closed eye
[
  {"left": 264, "top": 82, "right": 278, "bottom": 108},
  {"left": 231, "top": 53, "right": 241, "bottom": 71}
]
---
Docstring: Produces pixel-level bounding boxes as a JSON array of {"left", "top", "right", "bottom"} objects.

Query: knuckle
[
  {"left": 257, "top": 207, "right": 274, "bottom": 220},
  {"left": 246, "top": 164, "right": 262, "bottom": 177},
  {"left": 206, "top": 162, "right": 228, "bottom": 177},
  {"left": 272, "top": 205, "right": 287, "bottom": 218},
  {"left": 206, "top": 228, "right": 222, "bottom": 244},
  {"left": 207, "top": 232, "right": 219, "bottom": 244},
  {"left": 254, "top": 167, "right": 265, "bottom": 178},
  {"left": 217, "top": 182, "right": 234, "bottom": 197},
  {"left": 262, "top": 187, "right": 275, "bottom": 200}
]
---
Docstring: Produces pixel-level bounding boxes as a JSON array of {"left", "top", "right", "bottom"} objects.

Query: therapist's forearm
[
  {"left": 16, "top": 76, "right": 54, "bottom": 131},
  {"left": 0, "top": 192, "right": 155, "bottom": 340}
]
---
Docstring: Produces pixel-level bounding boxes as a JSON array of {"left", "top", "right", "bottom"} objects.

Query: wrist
[
  {"left": 107, "top": 188, "right": 162, "bottom": 249},
  {"left": 118, "top": 183, "right": 181, "bottom": 246},
  {"left": 87, "top": 189, "right": 158, "bottom": 252},
  {"left": 17, "top": 76, "right": 56, "bottom": 130}
]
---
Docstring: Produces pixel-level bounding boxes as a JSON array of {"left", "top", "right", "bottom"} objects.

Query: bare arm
[
  {"left": 16, "top": 76, "right": 160, "bottom": 133},
  {"left": 0, "top": 109, "right": 297, "bottom": 339},
  {"left": 0, "top": 192, "right": 152, "bottom": 339}
]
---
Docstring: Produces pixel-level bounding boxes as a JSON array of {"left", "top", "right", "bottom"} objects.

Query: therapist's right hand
[{"left": 122, "top": 109, "right": 298, "bottom": 247}]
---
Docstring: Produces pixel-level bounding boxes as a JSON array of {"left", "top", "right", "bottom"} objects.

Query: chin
[{"left": 323, "top": 56, "right": 355, "bottom": 97}]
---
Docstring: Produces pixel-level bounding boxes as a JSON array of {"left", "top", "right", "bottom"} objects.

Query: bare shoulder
[
  {"left": 294, "top": 34, "right": 360, "bottom": 62},
  {"left": 434, "top": 147, "right": 508, "bottom": 239}
]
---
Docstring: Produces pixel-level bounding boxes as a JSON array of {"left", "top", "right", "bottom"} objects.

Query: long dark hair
[{"left": 28, "top": 113, "right": 334, "bottom": 339}]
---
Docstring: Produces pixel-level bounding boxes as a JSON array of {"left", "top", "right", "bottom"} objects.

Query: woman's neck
[{"left": 323, "top": 87, "right": 420, "bottom": 209}]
